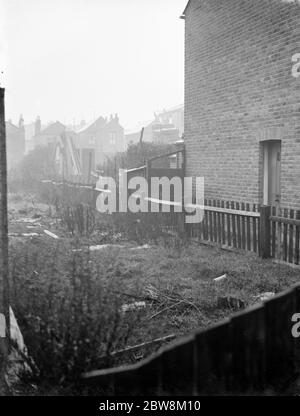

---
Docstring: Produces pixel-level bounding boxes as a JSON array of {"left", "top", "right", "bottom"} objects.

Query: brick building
[
  {"left": 34, "top": 120, "right": 66, "bottom": 148},
  {"left": 182, "top": 0, "right": 300, "bottom": 209},
  {"left": 125, "top": 105, "right": 183, "bottom": 147},
  {"left": 155, "top": 104, "right": 184, "bottom": 137},
  {"left": 5, "top": 116, "right": 25, "bottom": 169},
  {"left": 75, "top": 114, "right": 125, "bottom": 168}
]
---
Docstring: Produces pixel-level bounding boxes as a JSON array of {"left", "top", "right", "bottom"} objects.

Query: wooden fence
[
  {"left": 186, "top": 201, "right": 300, "bottom": 266},
  {"left": 41, "top": 179, "right": 300, "bottom": 267},
  {"left": 186, "top": 200, "right": 261, "bottom": 255},
  {"left": 270, "top": 207, "right": 300, "bottom": 266},
  {"left": 82, "top": 283, "right": 300, "bottom": 395},
  {"left": 41, "top": 179, "right": 97, "bottom": 208}
]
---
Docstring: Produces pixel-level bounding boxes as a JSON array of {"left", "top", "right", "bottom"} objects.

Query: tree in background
[{"left": 8, "top": 145, "right": 57, "bottom": 192}]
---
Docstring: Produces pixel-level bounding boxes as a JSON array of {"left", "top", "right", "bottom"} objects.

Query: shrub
[
  {"left": 8, "top": 145, "right": 57, "bottom": 194},
  {"left": 10, "top": 240, "right": 143, "bottom": 392}
]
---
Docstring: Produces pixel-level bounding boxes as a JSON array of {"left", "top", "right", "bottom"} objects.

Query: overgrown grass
[
  {"left": 9, "top": 234, "right": 300, "bottom": 394},
  {"left": 10, "top": 240, "right": 145, "bottom": 393},
  {"left": 7, "top": 191, "right": 300, "bottom": 395}
]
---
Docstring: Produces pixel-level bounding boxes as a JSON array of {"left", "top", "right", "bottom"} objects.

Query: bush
[
  {"left": 10, "top": 240, "right": 143, "bottom": 392},
  {"left": 8, "top": 146, "right": 57, "bottom": 194}
]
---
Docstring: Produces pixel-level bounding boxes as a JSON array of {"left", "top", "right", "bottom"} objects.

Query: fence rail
[{"left": 82, "top": 283, "right": 300, "bottom": 395}]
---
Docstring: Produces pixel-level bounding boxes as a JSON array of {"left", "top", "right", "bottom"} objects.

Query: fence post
[
  {"left": 146, "top": 159, "right": 151, "bottom": 214},
  {"left": 259, "top": 205, "right": 271, "bottom": 258},
  {"left": 0, "top": 87, "right": 10, "bottom": 394},
  {"left": 180, "top": 147, "right": 186, "bottom": 237}
]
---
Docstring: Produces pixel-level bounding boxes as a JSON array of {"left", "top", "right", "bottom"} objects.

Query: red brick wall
[{"left": 184, "top": 0, "right": 300, "bottom": 209}]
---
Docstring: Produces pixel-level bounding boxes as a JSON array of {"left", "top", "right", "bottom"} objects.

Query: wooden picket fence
[
  {"left": 82, "top": 283, "right": 300, "bottom": 395},
  {"left": 270, "top": 207, "right": 300, "bottom": 266},
  {"left": 186, "top": 200, "right": 300, "bottom": 267},
  {"left": 186, "top": 200, "right": 261, "bottom": 254}
]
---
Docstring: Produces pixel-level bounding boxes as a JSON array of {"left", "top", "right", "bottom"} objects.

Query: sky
[{"left": 0, "top": 0, "right": 187, "bottom": 130}]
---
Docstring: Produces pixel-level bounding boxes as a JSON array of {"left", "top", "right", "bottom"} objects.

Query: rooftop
[{"left": 36, "top": 121, "right": 65, "bottom": 136}]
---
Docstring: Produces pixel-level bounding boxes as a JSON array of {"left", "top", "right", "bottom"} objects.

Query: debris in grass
[
  {"left": 217, "top": 296, "right": 245, "bottom": 310},
  {"left": 89, "top": 244, "right": 125, "bottom": 251},
  {"left": 130, "top": 244, "right": 151, "bottom": 250},
  {"left": 9, "top": 232, "right": 41, "bottom": 237},
  {"left": 0, "top": 314, "right": 5, "bottom": 337},
  {"left": 72, "top": 243, "right": 149, "bottom": 253},
  {"left": 254, "top": 292, "right": 275, "bottom": 302},
  {"left": 121, "top": 301, "right": 146, "bottom": 313},
  {"left": 32, "top": 213, "right": 41, "bottom": 219},
  {"left": 144, "top": 285, "right": 159, "bottom": 300},
  {"left": 10, "top": 307, "right": 26, "bottom": 353},
  {"left": 14, "top": 217, "right": 41, "bottom": 224},
  {"left": 44, "top": 230, "right": 59, "bottom": 239},
  {"left": 96, "top": 334, "right": 176, "bottom": 360},
  {"left": 147, "top": 300, "right": 185, "bottom": 320},
  {"left": 7, "top": 308, "right": 39, "bottom": 392},
  {"left": 214, "top": 273, "right": 228, "bottom": 282}
]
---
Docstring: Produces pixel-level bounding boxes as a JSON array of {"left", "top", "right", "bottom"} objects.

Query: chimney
[
  {"left": 35, "top": 116, "right": 41, "bottom": 135},
  {"left": 18, "top": 114, "right": 24, "bottom": 129}
]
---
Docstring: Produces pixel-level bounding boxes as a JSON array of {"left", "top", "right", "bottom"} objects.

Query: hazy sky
[{"left": 0, "top": 0, "right": 187, "bottom": 130}]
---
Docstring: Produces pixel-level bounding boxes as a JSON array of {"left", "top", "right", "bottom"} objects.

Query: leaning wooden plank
[
  {"left": 103, "top": 334, "right": 176, "bottom": 359},
  {"left": 43, "top": 230, "right": 59, "bottom": 239}
]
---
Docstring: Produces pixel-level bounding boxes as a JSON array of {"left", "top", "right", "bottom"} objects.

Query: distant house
[
  {"left": 24, "top": 116, "right": 45, "bottom": 154},
  {"left": 74, "top": 114, "right": 125, "bottom": 168},
  {"left": 33, "top": 120, "right": 66, "bottom": 148},
  {"left": 182, "top": 0, "right": 300, "bottom": 209},
  {"left": 125, "top": 120, "right": 156, "bottom": 147},
  {"left": 5, "top": 116, "right": 25, "bottom": 169},
  {"left": 24, "top": 122, "right": 36, "bottom": 154},
  {"left": 152, "top": 121, "right": 180, "bottom": 145},
  {"left": 155, "top": 104, "right": 184, "bottom": 137},
  {"left": 32, "top": 119, "right": 83, "bottom": 179},
  {"left": 125, "top": 105, "right": 183, "bottom": 148}
]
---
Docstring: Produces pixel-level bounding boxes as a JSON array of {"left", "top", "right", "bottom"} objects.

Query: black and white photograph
[{"left": 1, "top": 0, "right": 300, "bottom": 404}]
